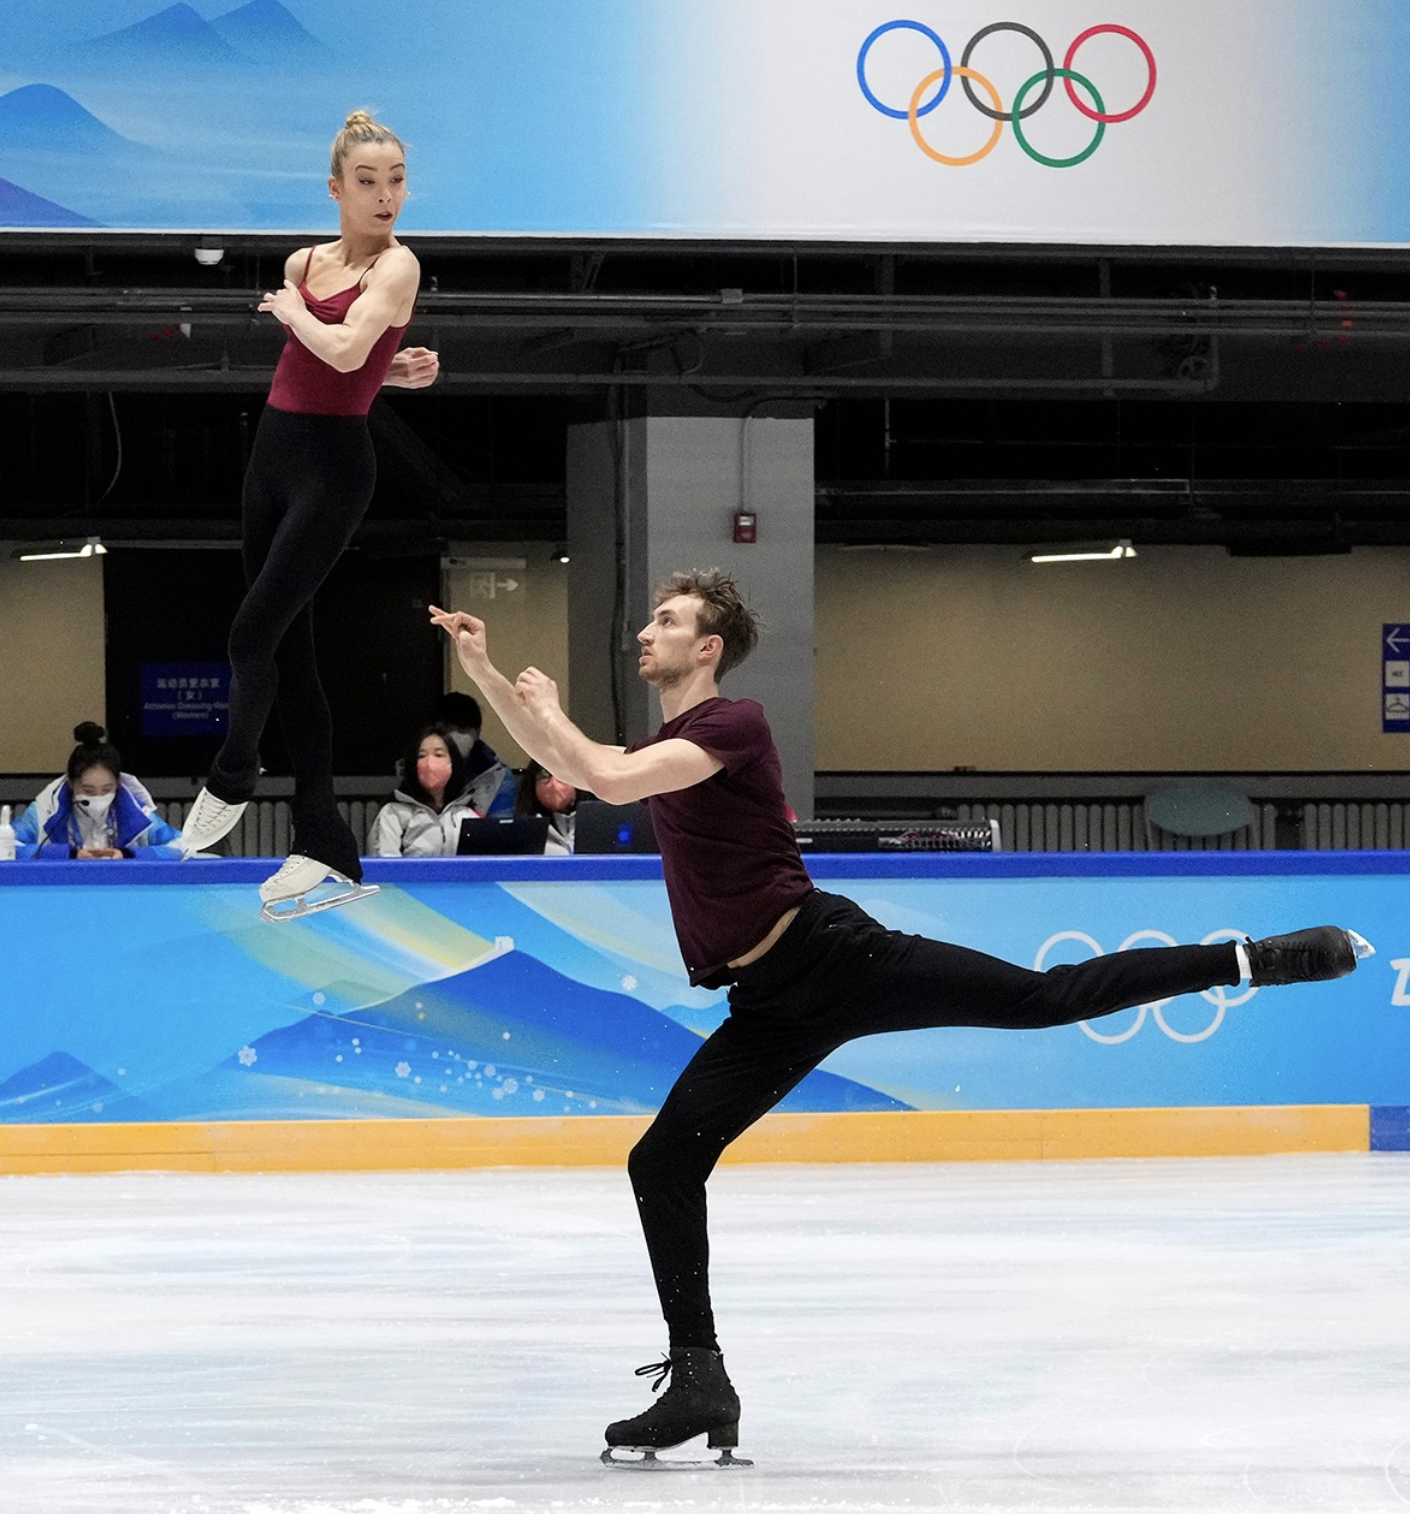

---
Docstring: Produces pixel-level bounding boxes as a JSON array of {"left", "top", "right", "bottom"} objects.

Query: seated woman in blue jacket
[{"left": 14, "top": 722, "right": 185, "bottom": 861}]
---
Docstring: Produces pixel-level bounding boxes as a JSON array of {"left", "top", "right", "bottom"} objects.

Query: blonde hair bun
[{"left": 330, "top": 110, "right": 407, "bottom": 177}]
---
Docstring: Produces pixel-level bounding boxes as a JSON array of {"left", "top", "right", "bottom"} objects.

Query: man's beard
[{"left": 638, "top": 658, "right": 688, "bottom": 691}]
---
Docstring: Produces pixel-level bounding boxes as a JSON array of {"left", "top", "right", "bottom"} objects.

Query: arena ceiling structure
[
  {"left": 4, "top": 236, "right": 1410, "bottom": 556},
  {"left": 5, "top": 0, "right": 1410, "bottom": 555}
]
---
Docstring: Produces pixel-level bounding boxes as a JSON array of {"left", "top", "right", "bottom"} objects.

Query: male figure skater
[{"left": 431, "top": 570, "right": 1369, "bottom": 1465}]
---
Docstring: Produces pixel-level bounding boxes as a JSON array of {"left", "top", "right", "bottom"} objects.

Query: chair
[{"left": 1143, "top": 781, "right": 1257, "bottom": 848}]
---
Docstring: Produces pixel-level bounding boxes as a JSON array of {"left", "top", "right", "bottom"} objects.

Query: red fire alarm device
[{"left": 732, "top": 510, "right": 758, "bottom": 543}]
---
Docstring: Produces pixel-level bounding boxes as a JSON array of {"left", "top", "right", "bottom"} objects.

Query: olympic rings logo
[
  {"left": 1034, "top": 928, "right": 1255, "bottom": 1044},
  {"left": 857, "top": 20, "right": 1156, "bottom": 168}
]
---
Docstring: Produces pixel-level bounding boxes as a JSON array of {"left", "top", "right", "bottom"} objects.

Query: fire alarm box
[{"left": 732, "top": 510, "right": 758, "bottom": 544}]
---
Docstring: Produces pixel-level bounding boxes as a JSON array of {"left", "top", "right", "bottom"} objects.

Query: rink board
[
  {"left": 0, "top": 1104, "right": 1372, "bottom": 1176},
  {"left": 0, "top": 854, "right": 1405, "bottom": 1173}
]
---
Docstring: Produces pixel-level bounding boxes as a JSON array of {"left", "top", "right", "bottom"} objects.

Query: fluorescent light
[
  {"left": 14, "top": 536, "right": 108, "bottom": 562},
  {"left": 1029, "top": 539, "right": 1137, "bottom": 564}
]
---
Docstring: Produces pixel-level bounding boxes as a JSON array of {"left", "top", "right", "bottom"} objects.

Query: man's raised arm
[{"left": 428, "top": 606, "right": 720, "bottom": 803}]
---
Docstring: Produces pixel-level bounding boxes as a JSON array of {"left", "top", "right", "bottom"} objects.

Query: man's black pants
[{"left": 627, "top": 888, "right": 1242, "bottom": 1350}]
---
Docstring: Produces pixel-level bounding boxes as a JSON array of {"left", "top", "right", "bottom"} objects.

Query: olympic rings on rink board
[
  {"left": 857, "top": 17, "right": 1156, "bottom": 166},
  {"left": 1032, "top": 928, "right": 1258, "bottom": 1044}
]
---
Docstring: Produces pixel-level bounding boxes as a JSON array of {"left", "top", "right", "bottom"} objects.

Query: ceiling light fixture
[
  {"left": 14, "top": 536, "right": 109, "bottom": 562},
  {"left": 1029, "top": 539, "right": 1137, "bottom": 565}
]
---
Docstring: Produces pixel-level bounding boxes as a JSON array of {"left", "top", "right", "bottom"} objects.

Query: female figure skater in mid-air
[{"left": 180, "top": 110, "right": 438, "bottom": 918}]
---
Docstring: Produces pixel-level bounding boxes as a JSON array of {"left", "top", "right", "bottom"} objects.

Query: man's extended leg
[{"left": 727, "top": 892, "right": 1362, "bottom": 1044}]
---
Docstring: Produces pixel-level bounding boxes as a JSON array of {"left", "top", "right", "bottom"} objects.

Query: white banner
[{"left": 0, "top": 0, "right": 1403, "bottom": 245}]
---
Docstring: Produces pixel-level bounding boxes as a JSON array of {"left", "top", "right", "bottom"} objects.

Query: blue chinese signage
[{"left": 140, "top": 662, "right": 230, "bottom": 737}]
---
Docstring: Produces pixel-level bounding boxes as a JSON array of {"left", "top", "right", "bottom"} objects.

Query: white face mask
[{"left": 75, "top": 791, "right": 116, "bottom": 820}]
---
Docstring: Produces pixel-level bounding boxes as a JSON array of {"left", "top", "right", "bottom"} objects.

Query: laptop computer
[
  {"left": 456, "top": 816, "right": 551, "bottom": 856},
  {"left": 573, "top": 799, "right": 659, "bottom": 854}
]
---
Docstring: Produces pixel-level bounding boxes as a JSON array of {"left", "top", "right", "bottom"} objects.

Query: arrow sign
[{"left": 1385, "top": 625, "right": 1410, "bottom": 731}]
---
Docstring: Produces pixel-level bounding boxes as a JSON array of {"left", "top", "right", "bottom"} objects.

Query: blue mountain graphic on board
[
  {"left": 149, "top": 950, "right": 911, "bottom": 1122},
  {"left": 70, "top": 2, "right": 252, "bottom": 72},
  {"left": 0, "top": 85, "right": 143, "bottom": 154},
  {"left": 209, "top": 0, "right": 334, "bottom": 62},
  {"left": 0, "top": 1051, "right": 153, "bottom": 1123},
  {"left": 0, "top": 82, "right": 249, "bottom": 226},
  {"left": 0, "top": 174, "right": 99, "bottom": 229}
]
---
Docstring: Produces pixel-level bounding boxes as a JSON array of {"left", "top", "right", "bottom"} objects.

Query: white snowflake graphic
[
  {"left": 238, "top": 1046, "right": 257, "bottom": 1067},
  {"left": 622, "top": 974, "right": 638, "bottom": 992},
  {"left": 394, "top": 1061, "right": 411, "bottom": 1079}
]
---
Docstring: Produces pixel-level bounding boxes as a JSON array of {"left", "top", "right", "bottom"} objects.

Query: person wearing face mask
[
  {"left": 369, "top": 723, "right": 484, "bottom": 857},
  {"left": 12, "top": 722, "right": 186, "bottom": 861},
  {"left": 429, "top": 690, "right": 517, "bottom": 819},
  {"left": 514, "top": 758, "right": 580, "bottom": 855}
]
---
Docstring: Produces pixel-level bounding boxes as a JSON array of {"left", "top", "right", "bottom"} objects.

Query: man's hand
[
  {"left": 76, "top": 847, "right": 123, "bottom": 860},
  {"left": 384, "top": 346, "right": 440, "bottom": 389},
  {"left": 257, "top": 279, "right": 307, "bottom": 327},
  {"left": 428, "top": 604, "right": 491, "bottom": 678},
  {"left": 515, "top": 666, "right": 564, "bottom": 722}
]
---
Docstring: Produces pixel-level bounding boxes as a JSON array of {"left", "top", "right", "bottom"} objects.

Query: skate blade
[
  {"left": 1347, "top": 929, "right": 1376, "bottom": 961},
  {"left": 600, "top": 1447, "right": 751, "bottom": 1470},
  {"left": 260, "top": 882, "right": 380, "bottom": 923}
]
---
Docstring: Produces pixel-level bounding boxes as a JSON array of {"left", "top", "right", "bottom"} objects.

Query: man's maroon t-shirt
[{"left": 629, "top": 697, "right": 814, "bottom": 988}]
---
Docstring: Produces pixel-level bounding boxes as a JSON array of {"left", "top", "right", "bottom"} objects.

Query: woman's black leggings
[
  {"left": 207, "top": 406, "right": 375, "bottom": 878},
  {"left": 628, "top": 889, "right": 1243, "bottom": 1352}
]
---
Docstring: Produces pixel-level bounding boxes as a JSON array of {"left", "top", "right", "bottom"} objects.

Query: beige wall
[
  {"left": 5, "top": 543, "right": 1408, "bottom": 775},
  {"left": 441, "top": 550, "right": 571, "bottom": 769},
  {"left": 0, "top": 555, "right": 106, "bottom": 772},
  {"left": 816, "top": 544, "right": 1410, "bottom": 771}
]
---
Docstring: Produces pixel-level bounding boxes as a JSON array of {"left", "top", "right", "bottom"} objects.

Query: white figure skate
[
  {"left": 180, "top": 788, "right": 248, "bottom": 857},
  {"left": 258, "top": 854, "right": 379, "bottom": 923}
]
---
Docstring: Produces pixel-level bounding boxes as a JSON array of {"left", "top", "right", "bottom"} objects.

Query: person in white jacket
[{"left": 370, "top": 724, "right": 485, "bottom": 857}]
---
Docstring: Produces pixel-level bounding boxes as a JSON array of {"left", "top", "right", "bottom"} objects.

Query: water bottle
[{"left": 0, "top": 805, "right": 15, "bottom": 861}]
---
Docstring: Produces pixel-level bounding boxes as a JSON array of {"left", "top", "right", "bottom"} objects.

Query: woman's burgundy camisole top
[{"left": 266, "top": 248, "right": 409, "bottom": 417}]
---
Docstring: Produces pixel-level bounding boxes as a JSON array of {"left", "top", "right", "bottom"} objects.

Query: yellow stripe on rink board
[{"left": 0, "top": 1105, "right": 1370, "bottom": 1175}]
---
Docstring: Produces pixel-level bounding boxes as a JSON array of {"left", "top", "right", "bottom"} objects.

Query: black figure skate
[
  {"left": 601, "top": 1347, "right": 751, "bottom": 1469},
  {"left": 1245, "top": 926, "right": 1374, "bottom": 986}
]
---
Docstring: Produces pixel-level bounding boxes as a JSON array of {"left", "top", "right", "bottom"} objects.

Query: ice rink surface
[{"left": 3, "top": 1153, "right": 1409, "bottom": 1514}]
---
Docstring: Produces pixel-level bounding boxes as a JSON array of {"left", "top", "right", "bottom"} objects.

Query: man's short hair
[
  {"left": 654, "top": 569, "right": 760, "bottom": 680},
  {"left": 431, "top": 690, "right": 483, "bottom": 732}
]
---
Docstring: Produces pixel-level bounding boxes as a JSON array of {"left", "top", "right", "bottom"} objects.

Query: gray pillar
[{"left": 567, "top": 406, "right": 816, "bottom": 817}]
